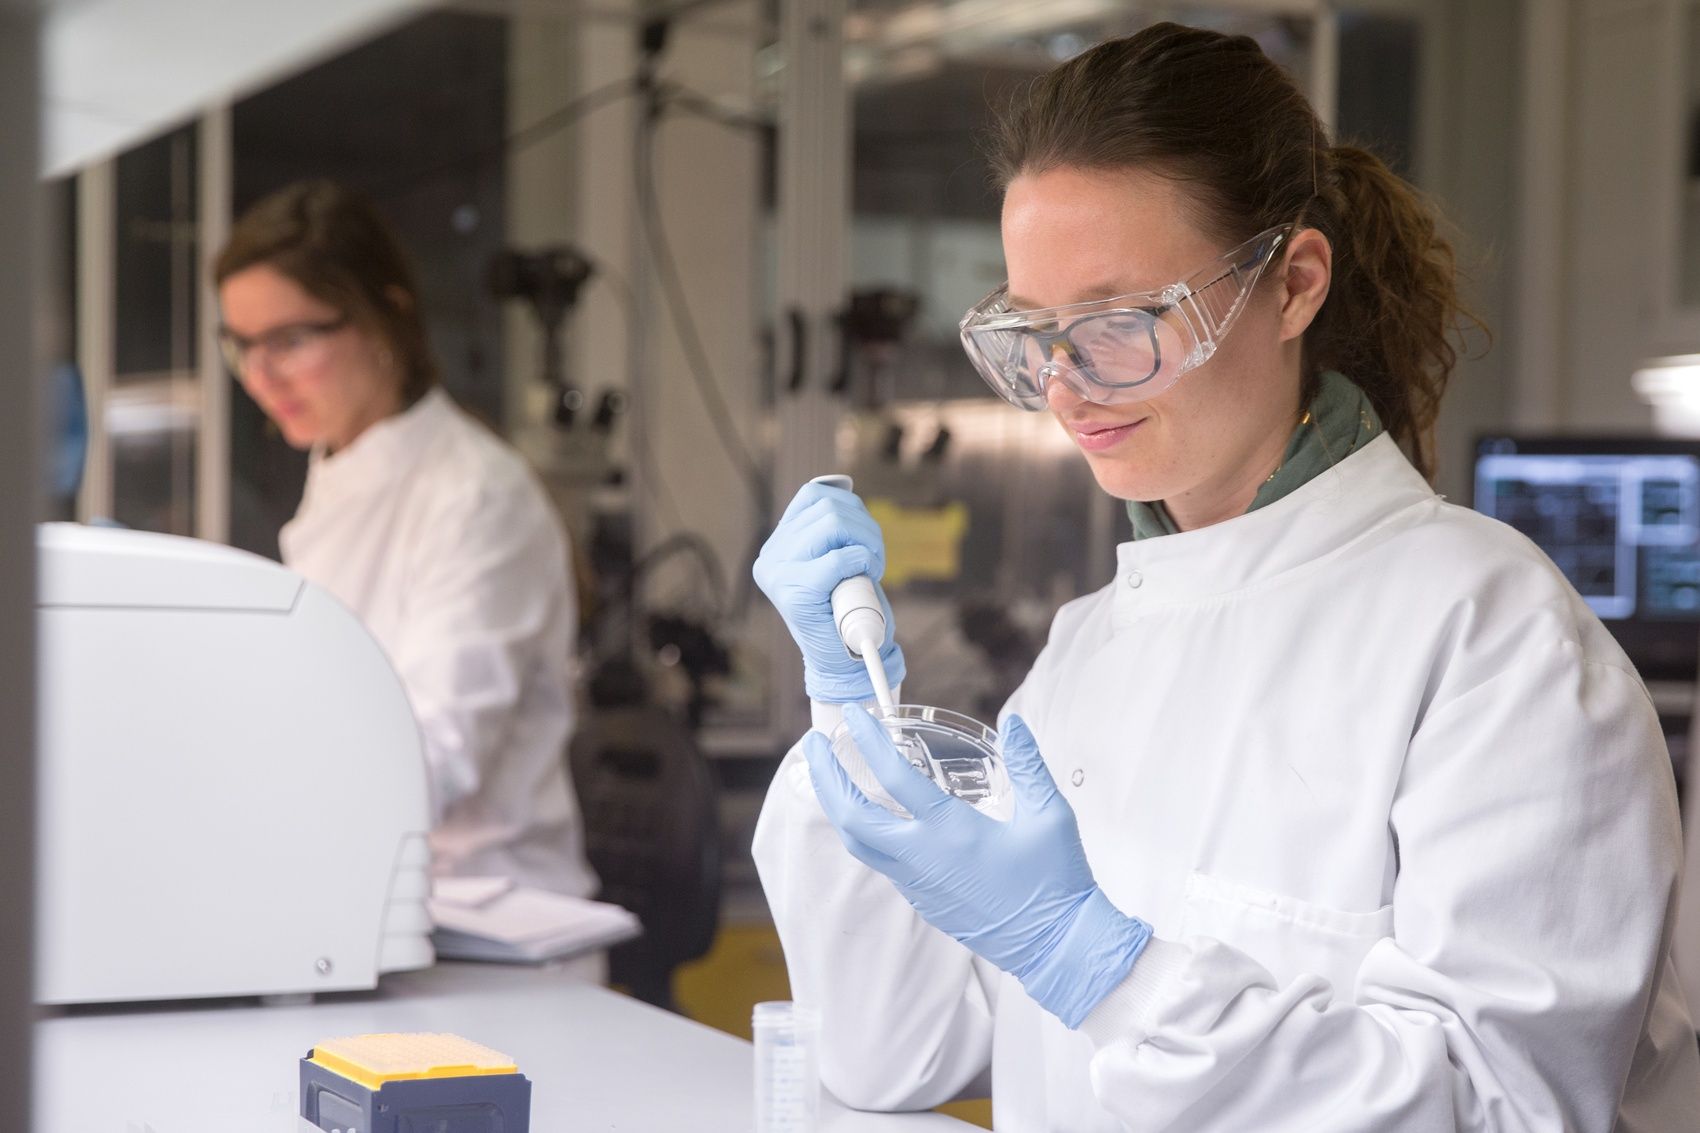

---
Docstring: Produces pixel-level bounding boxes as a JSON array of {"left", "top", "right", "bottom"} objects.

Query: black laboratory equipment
[
  {"left": 836, "top": 287, "right": 922, "bottom": 406},
  {"left": 487, "top": 245, "right": 594, "bottom": 425}
]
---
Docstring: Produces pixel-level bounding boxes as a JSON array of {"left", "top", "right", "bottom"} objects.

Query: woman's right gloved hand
[{"left": 753, "top": 481, "right": 906, "bottom": 703}]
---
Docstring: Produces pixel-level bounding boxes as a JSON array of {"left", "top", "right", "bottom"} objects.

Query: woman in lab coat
[
  {"left": 215, "top": 180, "right": 596, "bottom": 899},
  {"left": 751, "top": 23, "right": 1700, "bottom": 1131}
]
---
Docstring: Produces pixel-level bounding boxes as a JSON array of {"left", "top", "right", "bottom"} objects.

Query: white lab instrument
[
  {"left": 753, "top": 1000, "right": 821, "bottom": 1133},
  {"left": 35, "top": 523, "right": 434, "bottom": 1005},
  {"left": 810, "top": 474, "right": 896, "bottom": 714}
]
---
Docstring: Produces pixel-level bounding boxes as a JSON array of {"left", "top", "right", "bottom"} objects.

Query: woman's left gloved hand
[{"left": 802, "top": 705, "right": 1153, "bottom": 1028}]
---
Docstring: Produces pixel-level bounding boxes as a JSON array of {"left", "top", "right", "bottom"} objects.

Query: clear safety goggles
[
  {"left": 219, "top": 316, "right": 350, "bottom": 381},
  {"left": 958, "top": 224, "right": 1293, "bottom": 410}
]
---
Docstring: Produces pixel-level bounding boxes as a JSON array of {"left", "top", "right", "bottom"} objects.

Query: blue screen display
[{"left": 1474, "top": 448, "right": 1700, "bottom": 621}]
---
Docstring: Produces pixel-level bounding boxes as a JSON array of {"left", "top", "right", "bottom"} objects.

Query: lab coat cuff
[
  {"left": 1078, "top": 935, "right": 1189, "bottom": 1047},
  {"left": 809, "top": 687, "right": 901, "bottom": 735}
]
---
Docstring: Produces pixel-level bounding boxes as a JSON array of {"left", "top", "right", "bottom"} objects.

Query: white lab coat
[
  {"left": 282, "top": 388, "right": 596, "bottom": 898},
  {"left": 753, "top": 433, "right": 1700, "bottom": 1131}
]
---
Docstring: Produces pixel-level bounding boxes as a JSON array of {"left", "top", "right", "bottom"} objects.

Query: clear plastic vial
[{"left": 752, "top": 1001, "right": 820, "bottom": 1133}]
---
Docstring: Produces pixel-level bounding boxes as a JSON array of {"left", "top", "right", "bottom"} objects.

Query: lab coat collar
[
  {"left": 1111, "top": 433, "right": 1434, "bottom": 621},
  {"left": 299, "top": 388, "right": 454, "bottom": 507}
]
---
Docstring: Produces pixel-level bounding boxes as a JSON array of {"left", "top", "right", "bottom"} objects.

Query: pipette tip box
[{"left": 299, "top": 1032, "right": 531, "bottom": 1133}]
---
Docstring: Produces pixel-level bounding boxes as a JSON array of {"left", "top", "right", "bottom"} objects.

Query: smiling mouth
[
  {"left": 1072, "top": 418, "right": 1144, "bottom": 436},
  {"left": 1067, "top": 416, "right": 1146, "bottom": 452}
]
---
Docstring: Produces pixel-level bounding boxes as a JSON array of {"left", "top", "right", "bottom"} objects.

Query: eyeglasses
[
  {"left": 218, "top": 317, "right": 349, "bottom": 380},
  {"left": 958, "top": 224, "right": 1293, "bottom": 410}
]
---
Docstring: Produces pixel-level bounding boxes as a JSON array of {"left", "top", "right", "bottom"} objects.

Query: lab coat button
[
  {"left": 1125, "top": 571, "right": 1143, "bottom": 589},
  {"left": 1071, "top": 768, "right": 1085, "bottom": 787}
]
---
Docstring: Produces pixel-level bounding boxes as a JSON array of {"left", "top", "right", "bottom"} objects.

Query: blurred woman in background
[{"left": 216, "top": 179, "right": 595, "bottom": 898}]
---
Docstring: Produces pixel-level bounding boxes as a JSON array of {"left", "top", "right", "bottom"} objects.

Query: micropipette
[{"left": 809, "top": 474, "right": 896, "bottom": 715}]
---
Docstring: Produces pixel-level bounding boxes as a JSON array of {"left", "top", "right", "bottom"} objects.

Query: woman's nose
[
  {"left": 241, "top": 350, "right": 288, "bottom": 388},
  {"left": 1043, "top": 369, "right": 1086, "bottom": 413}
]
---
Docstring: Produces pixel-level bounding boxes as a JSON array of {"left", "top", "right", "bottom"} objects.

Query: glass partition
[{"left": 109, "top": 124, "right": 200, "bottom": 535}]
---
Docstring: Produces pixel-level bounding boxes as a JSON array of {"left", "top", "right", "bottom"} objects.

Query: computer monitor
[{"left": 1473, "top": 436, "right": 1700, "bottom": 680}]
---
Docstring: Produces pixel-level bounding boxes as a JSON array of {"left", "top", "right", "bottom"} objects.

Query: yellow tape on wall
[{"left": 866, "top": 500, "right": 970, "bottom": 588}]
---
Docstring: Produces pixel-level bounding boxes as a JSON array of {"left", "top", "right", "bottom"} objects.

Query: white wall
[
  {"left": 1566, "top": 0, "right": 1668, "bottom": 429},
  {"left": 1512, "top": 0, "right": 1700, "bottom": 436},
  {"left": 1426, "top": 0, "right": 1521, "bottom": 500}
]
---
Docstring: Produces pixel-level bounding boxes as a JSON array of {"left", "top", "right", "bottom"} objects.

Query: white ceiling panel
[{"left": 42, "top": 0, "right": 430, "bottom": 177}]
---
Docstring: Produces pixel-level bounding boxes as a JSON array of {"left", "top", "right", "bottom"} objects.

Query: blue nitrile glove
[
  {"left": 753, "top": 481, "right": 906, "bottom": 702},
  {"left": 803, "top": 706, "right": 1152, "bottom": 1028}
]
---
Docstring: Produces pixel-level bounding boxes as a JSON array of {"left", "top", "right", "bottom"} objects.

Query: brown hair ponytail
[
  {"left": 989, "top": 22, "right": 1482, "bottom": 481},
  {"left": 1305, "top": 145, "right": 1477, "bottom": 480}
]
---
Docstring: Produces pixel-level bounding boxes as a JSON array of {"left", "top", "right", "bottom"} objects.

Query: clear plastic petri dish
[{"left": 829, "top": 704, "right": 1011, "bottom": 820}]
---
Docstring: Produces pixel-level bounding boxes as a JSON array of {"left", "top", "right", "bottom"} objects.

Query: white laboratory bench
[{"left": 35, "top": 961, "right": 973, "bottom": 1131}]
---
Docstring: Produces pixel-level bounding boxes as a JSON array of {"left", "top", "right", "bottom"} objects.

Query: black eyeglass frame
[{"left": 217, "top": 316, "right": 351, "bottom": 376}]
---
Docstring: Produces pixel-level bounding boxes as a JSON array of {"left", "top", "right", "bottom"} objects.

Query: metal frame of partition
[
  {"left": 75, "top": 159, "right": 114, "bottom": 522},
  {"left": 0, "top": 8, "right": 39, "bottom": 1128},
  {"left": 197, "top": 107, "right": 232, "bottom": 545}
]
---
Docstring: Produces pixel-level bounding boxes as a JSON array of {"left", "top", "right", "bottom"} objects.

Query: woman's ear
[
  {"left": 1277, "top": 228, "right": 1331, "bottom": 343},
  {"left": 385, "top": 285, "right": 414, "bottom": 312}
]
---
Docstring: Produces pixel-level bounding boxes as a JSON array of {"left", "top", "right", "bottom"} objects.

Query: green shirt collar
[{"left": 1126, "top": 371, "right": 1384, "bottom": 540}]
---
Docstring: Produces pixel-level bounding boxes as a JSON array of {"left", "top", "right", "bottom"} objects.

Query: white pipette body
[{"left": 809, "top": 474, "right": 897, "bottom": 715}]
